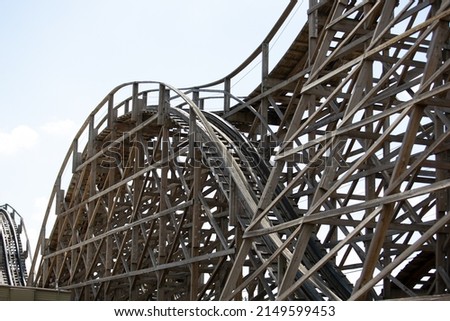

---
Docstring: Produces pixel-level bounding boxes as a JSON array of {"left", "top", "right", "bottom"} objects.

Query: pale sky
[{"left": 0, "top": 0, "right": 307, "bottom": 258}]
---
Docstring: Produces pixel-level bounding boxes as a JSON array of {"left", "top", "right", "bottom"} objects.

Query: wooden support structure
[{"left": 29, "top": 0, "right": 450, "bottom": 301}]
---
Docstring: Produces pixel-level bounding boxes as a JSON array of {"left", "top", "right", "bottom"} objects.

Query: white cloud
[
  {"left": 40, "top": 119, "right": 78, "bottom": 137},
  {"left": 0, "top": 125, "right": 39, "bottom": 155}
]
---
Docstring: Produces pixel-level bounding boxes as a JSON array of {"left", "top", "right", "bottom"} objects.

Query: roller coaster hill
[
  {"left": 0, "top": 204, "right": 30, "bottom": 287},
  {"left": 0, "top": 204, "right": 71, "bottom": 300},
  {"left": 3, "top": 0, "right": 450, "bottom": 301}
]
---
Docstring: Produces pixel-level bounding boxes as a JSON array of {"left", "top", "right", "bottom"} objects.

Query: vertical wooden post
[
  {"left": 156, "top": 85, "right": 169, "bottom": 298},
  {"left": 224, "top": 77, "right": 231, "bottom": 113},
  {"left": 157, "top": 126, "right": 169, "bottom": 300},
  {"left": 189, "top": 93, "right": 199, "bottom": 161},
  {"left": 188, "top": 96, "right": 202, "bottom": 300},
  {"left": 132, "top": 82, "right": 142, "bottom": 123},
  {"left": 86, "top": 115, "right": 97, "bottom": 299},
  {"left": 72, "top": 139, "right": 81, "bottom": 174},
  {"left": 190, "top": 144, "right": 201, "bottom": 300},
  {"left": 308, "top": 0, "right": 318, "bottom": 63},
  {"left": 104, "top": 87, "right": 118, "bottom": 298},
  {"left": 107, "top": 93, "right": 116, "bottom": 129},
  {"left": 105, "top": 131, "right": 116, "bottom": 299},
  {"left": 158, "top": 84, "right": 170, "bottom": 126},
  {"left": 382, "top": 108, "right": 392, "bottom": 299},
  {"left": 55, "top": 177, "right": 63, "bottom": 286},
  {"left": 261, "top": 42, "right": 269, "bottom": 160},
  {"left": 192, "top": 88, "right": 199, "bottom": 106},
  {"left": 435, "top": 116, "right": 449, "bottom": 294},
  {"left": 130, "top": 132, "right": 144, "bottom": 300}
]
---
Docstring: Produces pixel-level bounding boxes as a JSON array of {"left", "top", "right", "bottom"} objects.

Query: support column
[
  {"left": 261, "top": 42, "right": 270, "bottom": 160},
  {"left": 189, "top": 101, "right": 201, "bottom": 300},
  {"left": 158, "top": 84, "right": 170, "bottom": 126},
  {"left": 157, "top": 125, "right": 170, "bottom": 300},
  {"left": 435, "top": 115, "right": 450, "bottom": 294},
  {"left": 86, "top": 115, "right": 97, "bottom": 299},
  {"left": 224, "top": 78, "right": 231, "bottom": 113},
  {"left": 157, "top": 86, "right": 170, "bottom": 299},
  {"left": 190, "top": 144, "right": 202, "bottom": 300}
]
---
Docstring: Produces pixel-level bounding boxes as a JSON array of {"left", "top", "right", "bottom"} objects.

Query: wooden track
[{"left": 31, "top": 0, "right": 450, "bottom": 300}]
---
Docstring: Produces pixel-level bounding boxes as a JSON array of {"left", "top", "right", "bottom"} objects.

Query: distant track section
[{"left": 0, "top": 204, "right": 30, "bottom": 286}]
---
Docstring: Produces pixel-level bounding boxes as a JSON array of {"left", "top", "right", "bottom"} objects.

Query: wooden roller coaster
[{"left": 29, "top": 0, "right": 450, "bottom": 300}]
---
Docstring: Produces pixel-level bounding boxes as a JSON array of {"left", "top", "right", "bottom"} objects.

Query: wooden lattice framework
[{"left": 31, "top": 0, "right": 450, "bottom": 300}]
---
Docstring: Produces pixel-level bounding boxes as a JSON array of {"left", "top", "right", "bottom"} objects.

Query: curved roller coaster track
[
  {"left": 0, "top": 204, "right": 30, "bottom": 287},
  {"left": 30, "top": 0, "right": 450, "bottom": 300}
]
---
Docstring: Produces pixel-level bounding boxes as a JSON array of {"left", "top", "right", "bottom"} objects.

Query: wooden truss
[{"left": 31, "top": 0, "right": 450, "bottom": 300}]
